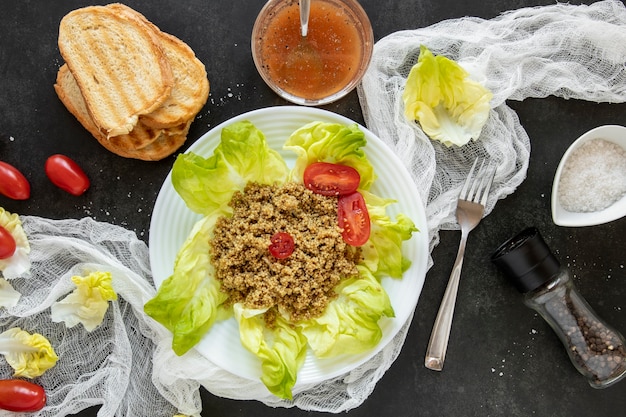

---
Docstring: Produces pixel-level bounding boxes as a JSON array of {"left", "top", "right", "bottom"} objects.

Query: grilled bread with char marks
[
  {"left": 58, "top": 5, "right": 174, "bottom": 138},
  {"left": 55, "top": 64, "right": 190, "bottom": 161},
  {"left": 55, "top": 3, "right": 210, "bottom": 160},
  {"left": 105, "top": 3, "right": 210, "bottom": 129}
]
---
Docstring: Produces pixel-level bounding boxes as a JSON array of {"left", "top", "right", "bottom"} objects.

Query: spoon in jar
[
  {"left": 282, "top": 0, "right": 323, "bottom": 86},
  {"left": 300, "top": 0, "right": 310, "bottom": 36}
]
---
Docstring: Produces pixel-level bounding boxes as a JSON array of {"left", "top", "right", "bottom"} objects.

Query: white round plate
[
  {"left": 551, "top": 125, "right": 626, "bottom": 227},
  {"left": 149, "top": 106, "right": 429, "bottom": 385}
]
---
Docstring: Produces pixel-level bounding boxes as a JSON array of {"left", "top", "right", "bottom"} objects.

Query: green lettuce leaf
[
  {"left": 299, "top": 266, "right": 394, "bottom": 358},
  {"left": 360, "top": 191, "right": 418, "bottom": 278},
  {"left": 234, "top": 304, "right": 308, "bottom": 399},
  {"left": 171, "top": 120, "right": 289, "bottom": 215},
  {"left": 402, "top": 45, "right": 492, "bottom": 147},
  {"left": 284, "top": 121, "right": 376, "bottom": 190},
  {"left": 144, "top": 213, "right": 228, "bottom": 355}
]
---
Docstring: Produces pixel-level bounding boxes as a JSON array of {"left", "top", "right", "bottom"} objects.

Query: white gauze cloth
[
  {"left": 2, "top": 1, "right": 626, "bottom": 416},
  {"left": 358, "top": 0, "right": 626, "bottom": 252}
]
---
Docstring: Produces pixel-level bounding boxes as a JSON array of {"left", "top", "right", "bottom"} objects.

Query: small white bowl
[{"left": 551, "top": 125, "right": 626, "bottom": 227}]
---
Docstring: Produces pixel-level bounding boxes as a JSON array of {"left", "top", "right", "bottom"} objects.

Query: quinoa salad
[{"left": 211, "top": 182, "right": 362, "bottom": 325}]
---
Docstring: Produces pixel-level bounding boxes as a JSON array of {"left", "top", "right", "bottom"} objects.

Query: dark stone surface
[{"left": 1, "top": 1, "right": 625, "bottom": 416}]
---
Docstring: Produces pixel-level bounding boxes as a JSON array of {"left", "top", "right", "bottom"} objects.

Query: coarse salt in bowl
[{"left": 551, "top": 125, "right": 626, "bottom": 227}]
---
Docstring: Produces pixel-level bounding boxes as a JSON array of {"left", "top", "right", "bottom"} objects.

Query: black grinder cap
[{"left": 491, "top": 227, "right": 561, "bottom": 293}]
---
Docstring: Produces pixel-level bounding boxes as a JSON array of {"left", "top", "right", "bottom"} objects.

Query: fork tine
[
  {"left": 459, "top": 158, "right": 480, "bottom": 199},
  {"left": 478, "top": 166, "right": 497, "bottom": 205},
  {"left": 467, "top": 160, "right": 486, "bottom": 201}
]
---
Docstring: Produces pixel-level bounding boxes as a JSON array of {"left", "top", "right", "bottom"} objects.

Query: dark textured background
[{"left": 1, "top": 1, "right": 625, "bottom": 416}]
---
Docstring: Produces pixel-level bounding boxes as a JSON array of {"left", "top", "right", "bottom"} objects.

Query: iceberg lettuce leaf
[
  {"left": 402, "top": 45, "right": 492, "bottom": 147},
  {"left": 0, "top": 278, "right": 20, "bottom": 308},
  {"left": 171, "top": 120, "right": 289, "bottom": 215},
  {"left": 51, "top": 271, "right": 117, "bottom": 332},
  {"left": 0, "top": 327, "right": 58, "bottom": 378},
  {"left": 284, "top": 121, "right": 376, "bottom": 191},
  {"left": 234, "top": 304, "right": 307, "bottom": 400},
  {"left": 300, "top": 266, "right": 394, "bottom": 358}
]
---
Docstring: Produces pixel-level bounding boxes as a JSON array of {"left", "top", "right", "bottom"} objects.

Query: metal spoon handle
[{"left": 300, "top": 0, "right": 310, "bottom": 37}]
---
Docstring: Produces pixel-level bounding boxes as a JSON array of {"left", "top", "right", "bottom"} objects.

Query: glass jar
[{"left": 492, "top": 227, "right": 626, "bottom": 388}]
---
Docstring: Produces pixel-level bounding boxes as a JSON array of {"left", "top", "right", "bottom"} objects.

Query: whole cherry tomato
[
  {"left": 0, "top": 161, "right": 30, "bottom": 200},
  {"left": 269, "top": 232, "right": 295, "bottom": 259},
  {"left": 0, "top": 225, "right": 16, "bottom": 260},
  {"left": 337, "top": 192, "right": 371, "bottom": 246},
  {"left": 0, "top": 379, "right": 46, "bottom": 412},
  {"left": 44, "top": 154, "right": 90, "bottom": 196},
  {"left": 303, "top": 162, "right": 360, "bottom": 196}
]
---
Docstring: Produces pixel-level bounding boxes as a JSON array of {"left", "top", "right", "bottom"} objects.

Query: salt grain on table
[{"left": 558, "top": 138, "right": 626, "bottom": 213}]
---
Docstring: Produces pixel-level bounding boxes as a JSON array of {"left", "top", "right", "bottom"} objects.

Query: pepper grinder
[{"left": 491, "top": 227, "right": 626, "bottom": 388}]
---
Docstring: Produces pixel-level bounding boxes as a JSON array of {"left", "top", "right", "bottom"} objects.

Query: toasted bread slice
[
  {"left": 55, "top": 64, "right": 188, "bottom": 160},
  {"left": 58, "top": 5, "right": 174, "bottom": 138},
  {"left": 107, "top": 121, "right": 191, "bottom": 161},
  {"left": 106, "top": 3, "right": 210, "bottom": 129}
]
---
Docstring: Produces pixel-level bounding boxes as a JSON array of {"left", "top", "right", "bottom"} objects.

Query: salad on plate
[{"left": 144, "top": 120, "right": 418, "bottom": 399}]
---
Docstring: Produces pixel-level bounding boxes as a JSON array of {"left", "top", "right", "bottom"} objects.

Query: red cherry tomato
[
  {"left": 337, "top": 192, "right": 371, "bottom": 246},
  {"left": 0, "top": 161, "right": 30, "bottom": 200},
  {"left": 44, "top": 154, "right": 90, "bottom": 196},
  {"left": 303, "top": 162, "right": 360, "bottom": 196},
  {"left": 0, "top": 226, "right": 16, "bottom": 260},
  {"left": 269, "top": 232, "right": 295, "bottom": 259},
  {"left": 0, "top": 379, "right": 46, "bottom": 412}
]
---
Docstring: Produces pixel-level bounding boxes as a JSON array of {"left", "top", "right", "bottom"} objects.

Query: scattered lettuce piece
[
  {"left": 234, "top": 304, "right": 307, "bottom": 399},
  {"left": 0, "top": 327, "right": 58, "bottom": 378},
  {"left": 50, "top": 271, "right": 118, "bottom": 332},
  {"left": 402, "top": 45, "right": 492, "bottom": 147},
  {"left": 171, "top": 121, "right": 289, "bottom": 216},
  {"left": 0, "top": 208, "right": 30, "bottom": 279},
  {"left": 284, "top": 121, "right": 376, "bottom": 191},
  {"left": 0, "top": 278, "right": 21, "bottom": 308},
  {"left": 299, "top": 266, "right": 394, "bottom": 358}
]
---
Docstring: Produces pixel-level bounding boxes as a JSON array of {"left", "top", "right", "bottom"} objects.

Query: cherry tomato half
[
  {"left": 269, "top": 232, "right": 295, "bottom": 259},
  {"left": 303, "top": 162, "right": 360, "bottom": 196},
  {"left": 0, "top": 161, "right": 30, "bottom": 200},
  {"left": 0, "top": 226, "right": 16, "bottom": 260},
  {"left": 337, "top": 192, "right": 371, "bottom": 246},
  {"left": 45, "top": 154, "right": 90, "bottom": 196},
  {"left": 0, "top": 379, "right": 46, "bottom": 412}
]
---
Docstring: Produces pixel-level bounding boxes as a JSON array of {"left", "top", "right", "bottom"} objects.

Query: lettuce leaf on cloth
[
  {"left": 402, "top": 45, "right": 492, "bottom": 147},
  {"left": 145, "top": 120, "right": 417, "bottom": 398},
  {"left": 0, "top": 207, "right": 31, "bottom": 279}
]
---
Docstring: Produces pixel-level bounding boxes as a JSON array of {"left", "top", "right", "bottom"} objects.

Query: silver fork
[{"left": 425, "top": 158, "right": 496, "bottom": 371}]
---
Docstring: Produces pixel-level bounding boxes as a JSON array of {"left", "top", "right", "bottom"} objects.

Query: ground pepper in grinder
[{"left": 491, "top": 227, "right": 626, "bottom": 388}]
